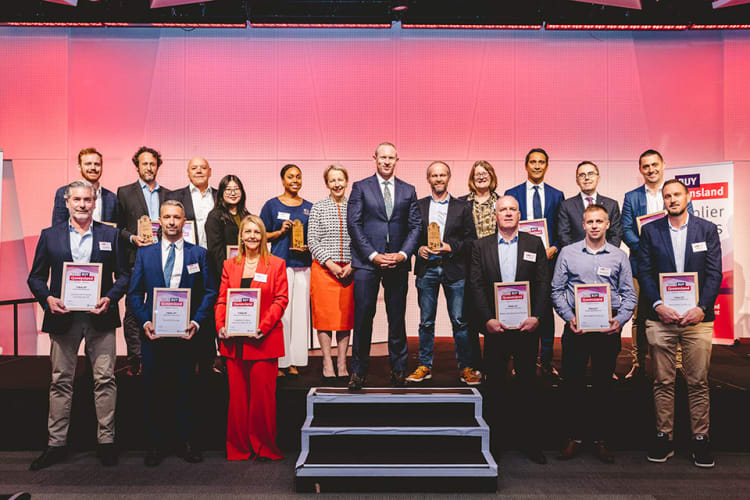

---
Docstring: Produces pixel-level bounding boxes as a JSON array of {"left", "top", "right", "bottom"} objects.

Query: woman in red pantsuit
[{"left": 215, "top": 214, "right": 289, "bottom": 461}]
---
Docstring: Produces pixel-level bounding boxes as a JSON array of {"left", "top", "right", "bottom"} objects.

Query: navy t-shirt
[{"left": 259, "top": 197, "right": 313, "bottom": 268}]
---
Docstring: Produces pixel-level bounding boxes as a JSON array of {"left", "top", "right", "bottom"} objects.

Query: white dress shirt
[
  {"left": 668, "top": 214, "right": 689, "bottom": 273},
  {"left": 645, "top": 182, "right": 665, "bottom": 214},
  {"left": 525, "top": 180, "right": 546, "bottom": 219},
  {"left": 92, "top": 184, "right": 103, "bottom": 222},
  {"left": 189, "top": 183, "right": 215, "bottom": 249},
  {"left": 580, "top": 191, "right": 598, "bottom": 207},
  {"left": 161, "top": 237, "right": 184, "bottom": 289}
]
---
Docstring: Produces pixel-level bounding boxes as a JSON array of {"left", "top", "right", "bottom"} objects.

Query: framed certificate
[
  {"left": 660, "top": 272, "right": 699, "bottom": 315},
  {"left": 494, "top": 281, "right": 530, "bottom": 329},
  {"left": 226, "top": 245, "right": 240, "bottom": 260},
  {"left": 152, "top": 288, "right": 191, "bottom": 337},
  {"left": 574, "top": 283, "right": 612, "bottom": 332},
  {"left": 151, "top": 220, "right": 161, "bottom": 242},
  {"left": 182, "top": 220, "right": 196, "bottom": 245},
  {"left": 637, "top": 210, "right": 667, "bottom": 233},
  {"left": 61, "top": 262, "right": 102, "bottom": 311},
  {"left": 519, "top": 218, "right": 549, "bottom": 248},
  {"left": 225, "top": 288, "right": 261, "bottom": 336}
]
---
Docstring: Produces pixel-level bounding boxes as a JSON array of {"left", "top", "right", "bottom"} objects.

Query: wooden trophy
[
  {"left": 291, "top": 219, "right": 305, "bottom": 250},
  {"left": 427, "top": 222, "right": 442, "bottom": 251},
  {"left": 137, "top": 215, "right": 155, "bottom": 244}
]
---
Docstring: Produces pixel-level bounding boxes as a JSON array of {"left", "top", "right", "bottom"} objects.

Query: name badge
[
  {"left": 187, "top": 263, "right": 200, "bottom": 274},
  {"left": 523, "top": 251, "right": 536, "bottom": 263},
  {"left": 255, "top": 273, "right": 268, "bottom": 283},
  {"left": 99, "top": 241, "right": 112, "bottom": 251},
  {"left": 597, "top": 266, "right": 612, "bottom": 277},
  {"left": 277, "top": 212, "right": 290, "bottom": 220},
  {"left": 692, "top": 242, "right": 707, "bottom": 252}
]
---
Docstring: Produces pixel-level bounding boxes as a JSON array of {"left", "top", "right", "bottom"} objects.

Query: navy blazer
[
  {"left": 52, "top": 185, "right": 118, "bottom": 226},
  {"left": 165, "top": 185, "right": 217, "bottom": 247},
  {"left": 621, "top": 184, "right": 694, "bottom": 276},
  {"left": 347, "top": 174, "right": 422, "bottom": 271},
  {"left": 556, "top": 193, "right": 622, "bottom": 248},
  {"left": 27, "top": 221, "right": 130, "bottom": 335},
  {"left": 636, "top": 216, "right": 722, "bottom": 322},
  {"left": 116, "top": 181, "right": 171, "bottom": 266},
  {"left": 127, "top": 241, "right": 217, "bottom": 335},
  {"left": 504, "top": 182, "right": 564, "bottom": 250}
]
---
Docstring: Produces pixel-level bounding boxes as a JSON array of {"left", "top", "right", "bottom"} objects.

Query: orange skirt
[{"left": 310, "top": 259, "right": 354, "bottom": 331}]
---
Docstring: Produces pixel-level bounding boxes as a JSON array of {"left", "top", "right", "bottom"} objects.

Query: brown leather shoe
[
  {"left": 595, "top": 441, "right": 615, "bottom": 464},
  {"left": 557, "top": 439, "right": 582, "bottom": 460}
]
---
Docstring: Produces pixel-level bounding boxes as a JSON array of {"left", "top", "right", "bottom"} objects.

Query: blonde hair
[
  {"left": 323, "top": 164, "right": 349, "bottom": 184},
  {"left": 236, "top": 214, "right": 270, "bottom": 265}
]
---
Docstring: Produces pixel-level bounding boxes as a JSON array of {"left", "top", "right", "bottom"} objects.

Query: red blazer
[{"left": 215, "top": 254, "right": 288, "bottom": 360}]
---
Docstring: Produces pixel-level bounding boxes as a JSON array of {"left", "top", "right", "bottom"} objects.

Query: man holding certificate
[
  {"left": 638, "top": 180, "right": 722, "bottom": 468},
  {"left": 27, "top": 180, "right": 130, "bottom": 470},
  {"left": 551, "top": 204, "right": 636, "bottom": 463},
  {"left": 469, "top": 195, "right": 549, "bottom": 464},
  {"left": 128, "top": 200, "right": 217, "bottom": 467}
]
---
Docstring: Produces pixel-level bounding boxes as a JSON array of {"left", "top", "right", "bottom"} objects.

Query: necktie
[
  {"left": 532, "top": 185, "right": 542, "bottom": 219},
  {"left": 163, "top": 243, "right": 176, "bottom": 287},
  {"left": 383, "top": 181, "right": 393, "bottom": 219},
  {"left": 586, "top": 196, "right": 594, "bottom": 207}
]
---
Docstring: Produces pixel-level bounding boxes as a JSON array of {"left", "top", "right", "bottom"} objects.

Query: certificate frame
[
  {"left": 151, "top": 220, "right": 161, "bottom": 242},
  {"left": 61, "top": 262, "right": 103, "bottom": 311},
  {"left": 574, "top": 283, "right": 612, "bottom": 333},
  {"left": 152, "top": 287, "right": 191, "bottom": 337},
  {"left": 225, "top": 288, "right": 261, "bottom": 337},
  {"left": 636, "top": 210, "right": 667, "bottom": 233},
  {"left": 494, "top": 281, "right": 530, "bottom": 329},
  {"left": 518, "top": 218, "right": 549, "bottom": 248},
  {"left": 226, "top": 245, "right": 240, "bottom": 260},
  {"left": 659, "top": 272, "right": 700, "bottom": 315},
  {"left": 182, "top": 219, "right": 196, "bottom": 245}
]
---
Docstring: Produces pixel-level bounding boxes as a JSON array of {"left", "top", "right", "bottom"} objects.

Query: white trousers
[{"left": 278, "top": 267, "right": 311, "bottom": 368}]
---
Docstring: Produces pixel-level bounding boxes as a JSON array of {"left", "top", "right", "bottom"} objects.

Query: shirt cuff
[
  {"left": 191, "top": 320, "right": 200, "bottom": 332},
  {"left": 368, "top": 251, "right": 378, "bottom": 262},
  {"left": 398, "top": 251, "right": 408, "bottom": 261},
  {"left": 652, "top": 300, "right": 663, "bottom": 309},
  {"left": 130, "top": 235, "right": 137, "bottom": 245}
]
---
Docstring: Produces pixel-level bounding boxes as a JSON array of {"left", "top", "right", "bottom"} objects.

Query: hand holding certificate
[
  {"left": 494, "top": 282, "right": 531, "bottom": 330},
  {"left": 225, "top": 288, "right": 261, "bottom": 337},
  {"left": 61, "top": 262, "right": 102, "bottom": 311},
  {"left": 574, "top": 284, "right": 612, "bottom": 332},
  {"left": 151, "top": 288, "right": 191, "bottom": 338},
  {"left": 659, "top": 272, "right": 699, "bottom": 316}
]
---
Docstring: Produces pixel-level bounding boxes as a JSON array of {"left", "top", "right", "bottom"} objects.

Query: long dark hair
[{"left": 215, "top": 174, "right": 249, "bottom": 224}]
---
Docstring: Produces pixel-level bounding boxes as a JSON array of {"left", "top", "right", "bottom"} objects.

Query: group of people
[{"left": 26, "top": 142, "right": 722, "bottom": 472}]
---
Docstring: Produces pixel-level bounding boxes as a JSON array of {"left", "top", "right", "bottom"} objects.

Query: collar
[
  {"left": 189, "top": 183, "right": 212, "bottom": 196},
  {"left": 580, "top": 191, "right": 597, "bottom": 201},
  {"left": 162, "top": 237, "right": 184, "bottom": 251},
  {"left": 430, "top": 194, "right": 450, "bottom": 205},
  {"left": 644, "top": 182, "right": 664, "bottom": 197},
  {"left": 497, "top": 231, "right": 519, "bottom": 245},
  {"left": 138, "top": 178, "right": 160, "bottom": 192},
  {"left": 526, "top": 180, "right": 545, "bottom": 191},
  {"left": 376, "top": 172, "right": 394, "bottom": 185},
  {"left": 467, "top": 191, "right": 498, "bottom": 203},
  {"left": 668, "top": 213, "right": 689, "bottom": 232},
  {"left": 68, "top": 220, "right": 93, "bottom": 237},
  {"left": 583, "top": 241, "right": 609, "bottom": 255}
]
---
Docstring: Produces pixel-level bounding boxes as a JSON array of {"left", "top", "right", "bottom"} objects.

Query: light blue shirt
[
  {"left": 138, "top": 178, "right": 162, "bottom": 221},
  {"left": 497, "top": 232, "right": 519, "bottom": 282},
  {"left": 428, "top": 194, "right": 450, "bottom": 240},
  {"left": 69, "top": 222, "right": 93, "bottom": 263},
  {"left": 668, "top": 214, "right": 689, "bottom": 273}
]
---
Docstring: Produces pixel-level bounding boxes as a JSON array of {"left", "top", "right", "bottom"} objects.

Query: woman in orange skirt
[{"left": 307, "top": 165, "right": 354, "bottom": 381}]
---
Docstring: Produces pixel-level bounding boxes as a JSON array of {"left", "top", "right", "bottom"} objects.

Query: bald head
[
  {"left": 187, "top": 157, "right": 211, "bottom": 191},
  {"left": 495, "top": 195, "right": 520, "bottom": 234}
]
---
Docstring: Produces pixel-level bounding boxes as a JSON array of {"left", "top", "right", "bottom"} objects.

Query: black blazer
[
  {"left": 469, "top": 230, "right": 550, "bottom": 330},
  {"left": 52, "top": 185, "right": 119, "bottom": 227},
  {"left": 27, "top": 222, "right": 130, "bottom": 335},
  {"left": 205, "top": 207, "right": 240, "bottom": 281},
  {"left": 116, "top": 181, "right": 171, "bottom": 265},
  {"left": 165, "top": 185, "right": 218, "bottom": 247},
  {"left": 556, "top": 193, "right": 622, "bottom": 248},
  {"left": 414, "top": 196, "right": 476, "bottom": 281}
]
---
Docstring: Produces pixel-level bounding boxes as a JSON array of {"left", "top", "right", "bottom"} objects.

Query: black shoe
[
  {"left": 524, "top": 448, "right": 547, "bottom": 464},
  {"left": 97, "top": 443, "right": 118, "bottom": 466},
  {"left": 691, "top": 435, "right": 715, "bottom": 468},
  {"left": 647, "top": 432, "right": 674, "bottom": 463},
  {"left": 540, "top": 362, "right": 560, "bottom": 378},
  {"left": 178, "top": 442, "right": 203, "bottom": 464},
  {"left": 144, "top": 447, "right": 163, "bottom": 467},
  {"left": 594, "top": 441, "right": 615, "bottom": 464},
  {"left": 29, "top": 446, "right": 67, "bottom": 471},
  {"left": 348, "top": 373, "right": 366, "bottom": 391},
  {"left": 391, "top": 370, "right": 406, "bottom": 387},
  {"left": 557, "top": 439, "right": 582, "bottom": 461},
  {"left": 126, "top": 356, "right": 141, "bottom": 376}
]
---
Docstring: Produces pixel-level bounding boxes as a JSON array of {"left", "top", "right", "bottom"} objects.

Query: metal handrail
[{"left": 0, "top": 297, "right": 37, "bottom": 356}]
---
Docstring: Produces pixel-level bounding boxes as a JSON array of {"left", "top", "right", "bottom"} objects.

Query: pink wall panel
[{"left": 723, "top": 33, "right": 750, "bottom": 160}]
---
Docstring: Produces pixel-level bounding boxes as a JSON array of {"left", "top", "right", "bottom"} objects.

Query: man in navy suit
[
  {"left": 622, "top": 150, "right": 693, "bottom": 379},
  {"left": 28, "top": 180, "right": 130, "bottom": 470},
  {"left": 51, "top": 148, "right": 118, "bottom": 226},
  {"left": 406, "top": 161, "right": 478, "bottom": 386},
  {"left": 128, "top": 200, "right": 217, "bottom": 466},
  {"left": 639, "top": 180, "right": 721, "bottom": 468},
  {"left": 505, "top": 148, "right": 564, "bottom": 376},
  {"left": 347, "top": 142, "right": 421, "bottom": 389}
]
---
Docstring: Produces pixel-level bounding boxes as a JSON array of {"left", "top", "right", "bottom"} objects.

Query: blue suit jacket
[
  {"left": 127, "top": 241, "right": 217, "bottom": 335},
  {"left": 27, "top": 221, "right": 130, "bottom": 335},
  {"left": 504, "top": 182, "right": 564, "bottom": 250},
  {"left": 636, "top": 216, "right": 721, "bottom": 322},
  {"left": 52, "top": 185, "right": 119, "bottom": 226},
  {"left": 622, "top": 185, "right": 694, "bottom": 276},
  {"left": 347, "top": 174, "right": 422, "bottom": 271}
]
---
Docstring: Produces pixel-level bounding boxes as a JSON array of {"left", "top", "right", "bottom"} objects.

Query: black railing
[{"left": 0, "top": 297, "right": 37, "bottom": 356}]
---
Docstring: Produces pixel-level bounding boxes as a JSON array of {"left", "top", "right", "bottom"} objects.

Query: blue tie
[
  {"left": 532, "top": 185, "right": 542, "bottom": 219},
  {"left": 163, "top": 243, "right": 176, "bottom": 287}
]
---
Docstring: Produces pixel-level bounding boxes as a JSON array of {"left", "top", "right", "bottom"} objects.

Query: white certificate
[
  {"left": 660, "top": 272, "right": 699, "bottom": 316},
  {"left": 519, "top": 218, "right": 549, "bottom": 248},
  {"left": 575, "top": 283, "right": 612, "bottom": 332},
  {"left": 494, "top": 281, "right": 530, "bottom": 329},
  {"left": 61, "top": 262, "right": 102, "bottom": 311},
  {"left": 152, "top": 288, "right": 191, "bottom": 337},
  {"left": 226, "top": 288, "right": 261, "bottom": 336},
  {"left": 182, "top": 220, "right": 196, "bottom": 245}
]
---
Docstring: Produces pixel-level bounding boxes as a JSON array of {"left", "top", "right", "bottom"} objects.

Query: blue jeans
[{"left": 415, "top": 266, "right": 472, "bottom": 369}]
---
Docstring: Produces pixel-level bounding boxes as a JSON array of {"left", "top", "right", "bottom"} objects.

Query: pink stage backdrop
[{"left": 1, "top": 27, "right": 749, "bottom": 355}]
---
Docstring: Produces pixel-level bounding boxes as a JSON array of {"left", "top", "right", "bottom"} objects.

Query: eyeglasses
[
  {"left": 225, "top": 188, "right": 242, "bottom": 194},
  {"left": 577, "top": 172, "right": 598, "bottom": 180},
  {"left": 474, "top": 174, "right": 490, "bottom": 180}
]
